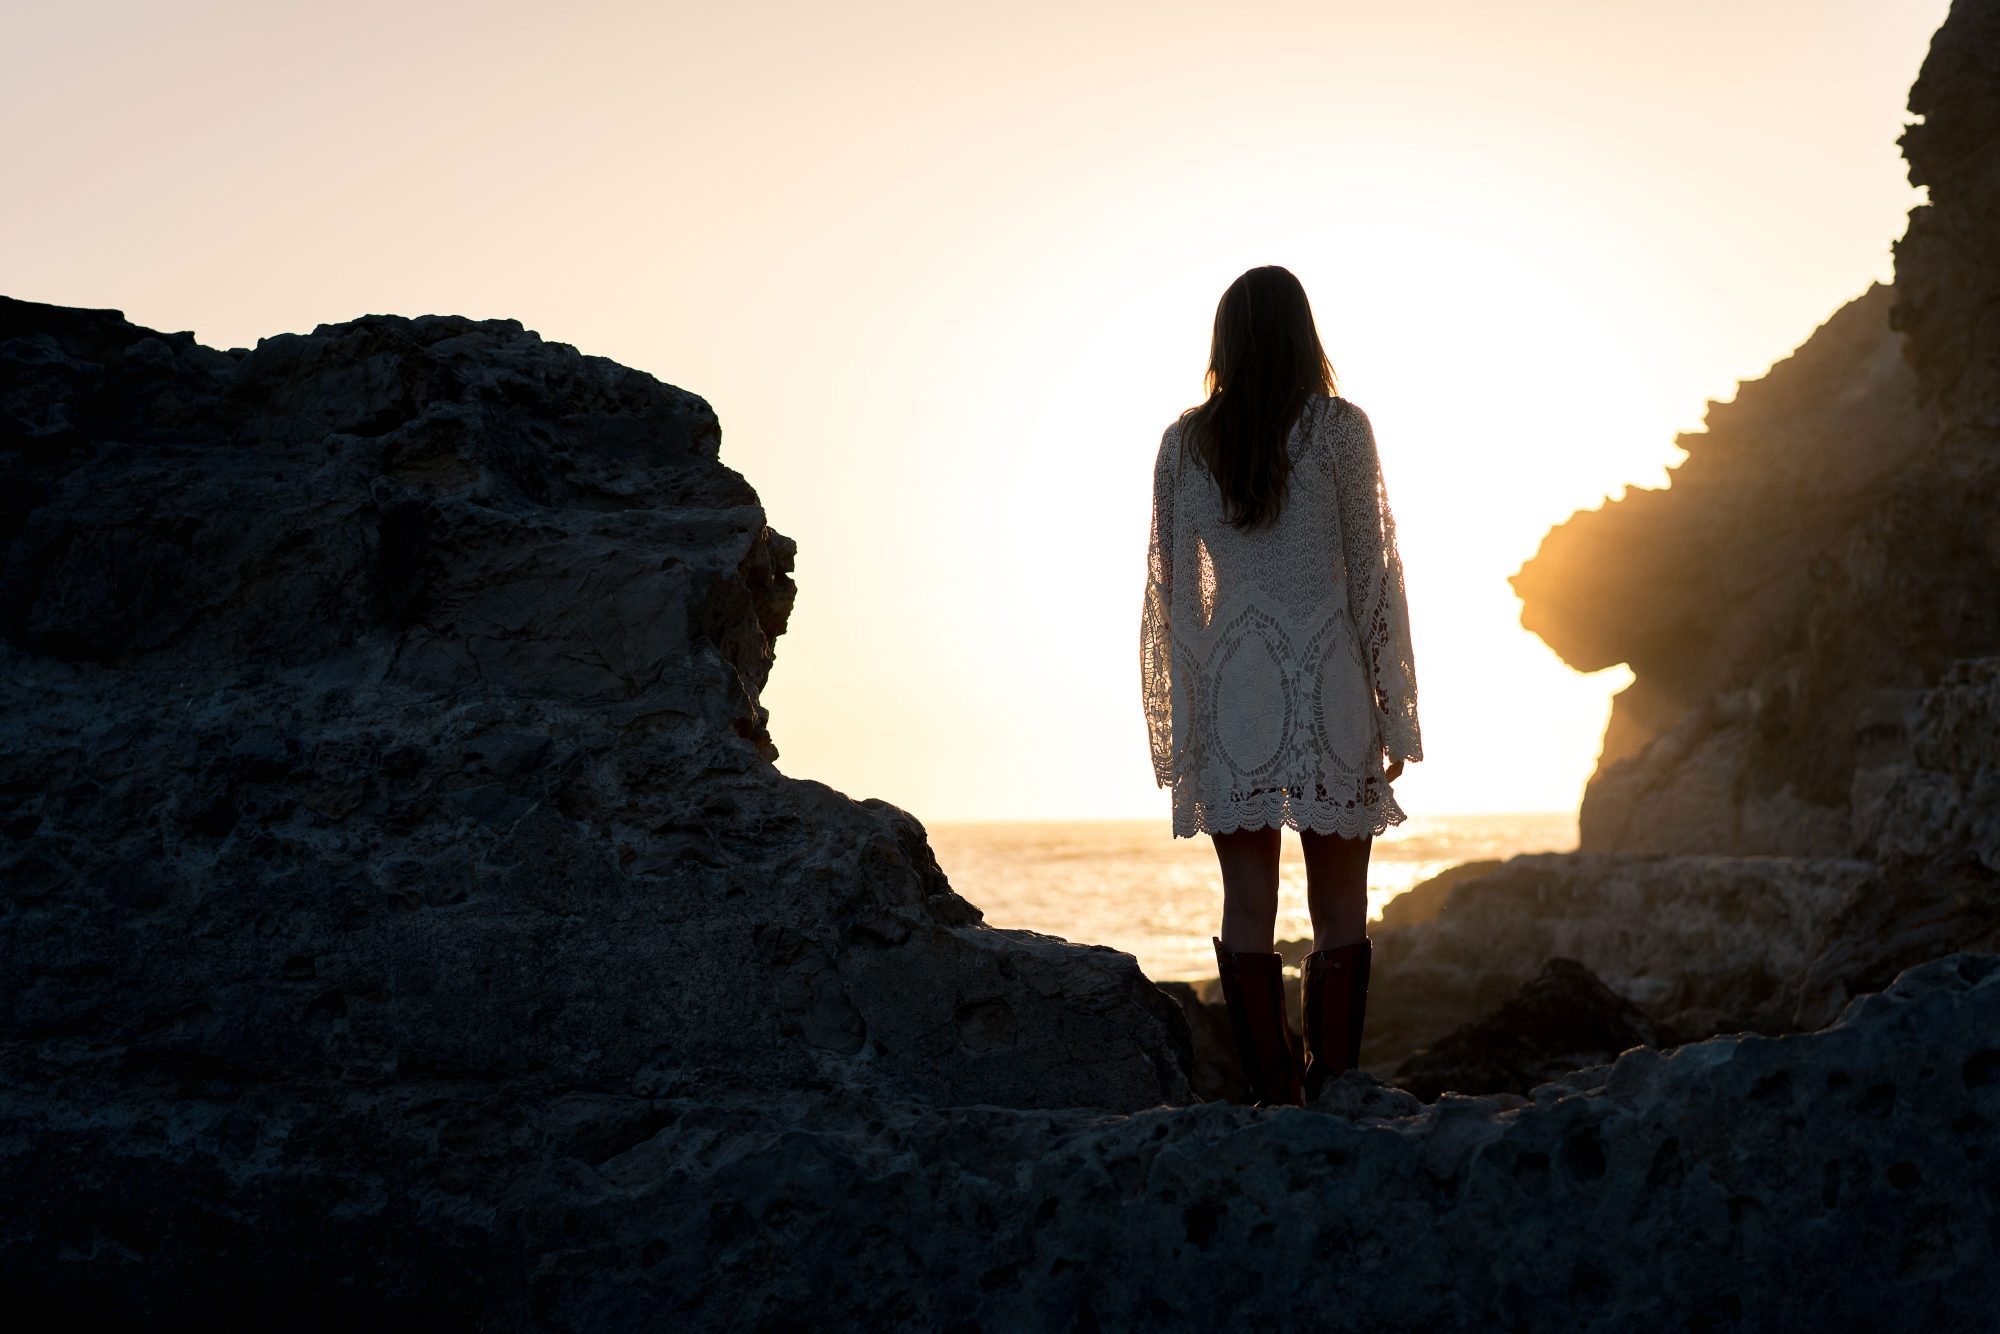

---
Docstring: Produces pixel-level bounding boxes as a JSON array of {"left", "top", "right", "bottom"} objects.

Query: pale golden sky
[{"left": 4, "top": 0, "right": 1948, "bottom": 822}]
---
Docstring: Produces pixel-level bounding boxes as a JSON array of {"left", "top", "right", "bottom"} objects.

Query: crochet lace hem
[{"left": 1172, "top": 786, "right": 1408, "bottom": 840}]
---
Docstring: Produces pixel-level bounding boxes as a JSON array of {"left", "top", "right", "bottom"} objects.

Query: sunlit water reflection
[{"left": 925, "top": 812, "right": 1576, "bottom": 982}]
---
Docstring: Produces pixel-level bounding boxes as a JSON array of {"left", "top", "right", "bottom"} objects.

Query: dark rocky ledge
[{"left": 0, "top": 298, "right": 1210, "bottom": 1324}]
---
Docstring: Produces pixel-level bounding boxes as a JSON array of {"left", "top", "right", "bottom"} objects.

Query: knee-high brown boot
[
  {"left": 1212, "top": 935, "right": 1304, "bottom": 1109},
  {"left": 1301, "top": 937, "right": 1371, "bottom": 1102}
]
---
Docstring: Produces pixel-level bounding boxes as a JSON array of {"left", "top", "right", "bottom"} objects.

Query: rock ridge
[{"left": 1, "top": 297, "right": 1198, "bottom": 1306}]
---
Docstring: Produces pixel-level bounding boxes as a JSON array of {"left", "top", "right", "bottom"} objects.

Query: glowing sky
[{"left": 3, "top": 0, "right": 1948, "bottom": 823}]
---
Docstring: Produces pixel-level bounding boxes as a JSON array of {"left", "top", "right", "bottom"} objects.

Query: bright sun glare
[{"left": 0, "top": 0, "right": 1948, "bottom": 828}]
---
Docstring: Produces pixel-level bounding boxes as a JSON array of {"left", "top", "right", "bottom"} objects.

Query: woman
[{"left": 1140, "top": 265, "right": 1422, "bottom": 1109}]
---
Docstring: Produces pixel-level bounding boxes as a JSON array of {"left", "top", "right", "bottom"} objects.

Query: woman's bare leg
[
  {"left": 1211, "top": 825, "right": 1283, "bottom": 953},
  {"left": 1300, "top": 829, "right": 1371, "bottom": 951}
]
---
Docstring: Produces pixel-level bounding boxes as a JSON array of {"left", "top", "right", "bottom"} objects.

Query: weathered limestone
[
  {"left": 1510, "top": 283, "right": 1936, "bottom": 857},
  {"left": 1511, "top": 0, "right": 2000, "bottom": 861},
  {"left": 0, "top": 300, "right": 1194, "bottom": 1150},
  {"left": 26, "top": 948, "right": 1993, "bottom": 1327},
  {"left": 1361, "top": 852, "right": 1877, "bottom": 1065},
  {"left": 1392, "top": 957, "right": 1668, "bottom": 1102}
]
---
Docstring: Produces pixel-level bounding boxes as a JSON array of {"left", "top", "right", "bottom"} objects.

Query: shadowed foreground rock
[
  {"left": 0, "top": 295, "right": 1198, "bottom": 1325},
  {"left": 0, "top": 297, "right": 1191, "bottom": 1114},
  {"left": 1359, "top": 852, "right": 1873, "bottom": 1069},
  {"left": 1394, "top": 957, "right": 1667, "bottom": 1102},
  {"left": 580, "top": 953, "right": 1996, "bottom": 1331},
  {"left": 28, "top": 950, "right": 1992, "bottom": 1328}
]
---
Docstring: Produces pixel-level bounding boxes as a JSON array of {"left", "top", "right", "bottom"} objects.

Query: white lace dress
[{"left": 1140, "top": 394, "right": 1422, "bottom": 838}]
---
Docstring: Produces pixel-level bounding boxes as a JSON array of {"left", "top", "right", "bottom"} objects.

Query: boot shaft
[
  {"left": 1211, "top": 936, "right": 1304, "bottom": 1109},
  {"left": 1301, "top": 937, "right": 1372, "bottom": 1102}
]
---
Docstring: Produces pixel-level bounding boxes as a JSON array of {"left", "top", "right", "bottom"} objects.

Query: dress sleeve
[
  {"left": 1335, "top": 403, "right": 1423, "bottom": 764},
  {"left": 1140, "top": 424, "right": 1179, "bottom": 787}
]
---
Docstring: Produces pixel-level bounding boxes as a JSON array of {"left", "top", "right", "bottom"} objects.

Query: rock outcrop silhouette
[
  {"left": 0, "top": 300, "right": 1201, "bottom": 1322},
  {"left": 1317, "top": 0, "right": 2000, "bottom": 1117},
  {"left": 1512, "top": 5, "right": 2000, "bottom": 863},
  {"left": 0, "top": 302, "right": 1191, "bottom": 1113}
]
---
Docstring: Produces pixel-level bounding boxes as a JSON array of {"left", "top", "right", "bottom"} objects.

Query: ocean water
[{"left": 924, "top": 812, "right": 1578, "bottom": 983}]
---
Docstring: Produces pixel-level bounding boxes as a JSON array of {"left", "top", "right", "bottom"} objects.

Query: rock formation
[
  {"left": 1392, "top": 957, "right": 1669, "bottom": 1102},
  {"left": 0, "top": 301, "right": 1192, "bottom": 1116},
  {"left": 6, "top": 0, "right": 2000, "bottom": 1323},
  {"left": 0, "top": 297, "right": 1207, "bottom": 1319},
  {"left": 557, "top": 952, "right": 2000, "bottom": 1329},
  {"left": 1363, "top": 852, "right": 1877, "bottom": 1062},
  {"left": 1511, "top": 284, "right": 1936, "bottom": 856},
  {"left": 1511, "top": 0, "right": 2000, "bottom": 864},
  {"left": 29, "top": 943, "right": 1999, "bottom": 1327}
]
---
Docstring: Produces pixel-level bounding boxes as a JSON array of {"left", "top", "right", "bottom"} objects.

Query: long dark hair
[{"left": 1177, "top": 266, "right": 1338, "bottom": 530}]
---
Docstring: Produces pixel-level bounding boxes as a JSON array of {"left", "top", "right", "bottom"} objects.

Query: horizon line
[{"left": 923, "top": 809, "right": 1578, "bottom": 827}]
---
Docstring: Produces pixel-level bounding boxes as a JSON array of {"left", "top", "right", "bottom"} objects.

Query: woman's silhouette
[{"left": 1141, "top": 265, "right": 1422, "bottom": 1108}]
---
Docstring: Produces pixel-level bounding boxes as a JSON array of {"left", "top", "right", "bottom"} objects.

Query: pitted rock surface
[
  {"left": 1, "top": 300, "right": 1198, "bottom": 1321},
  {"left": 27, "top": 949, "right": 1998, "bottom": 1328},
  {"left": 1393, "top": 956, "right": 1667, "bottom": 1102}
]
